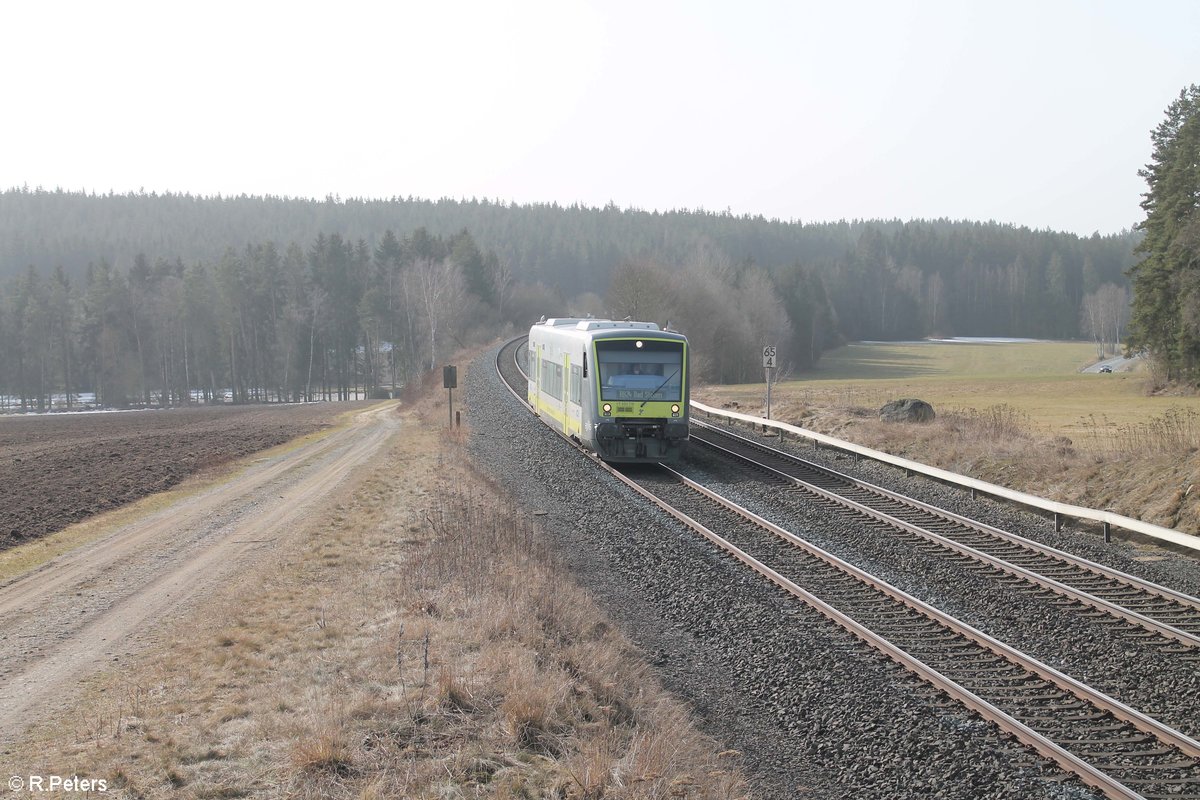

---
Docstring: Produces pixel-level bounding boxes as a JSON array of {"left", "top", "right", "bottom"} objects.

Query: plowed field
[{"left": 0, "top": 403, "right": 366, "bottom": 549}]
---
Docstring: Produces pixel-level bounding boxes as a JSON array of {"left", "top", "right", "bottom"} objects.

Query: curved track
[
  {"left": 495, "top": 336, "right": 1200, "bottom": 799},
  {"left": 691, "top": 422, "right": 1200, "bottom": 652}
]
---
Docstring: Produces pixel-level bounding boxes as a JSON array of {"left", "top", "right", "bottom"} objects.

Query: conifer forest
[{"left": 0, "top": 186, "right": 1147, "bottom": 409}]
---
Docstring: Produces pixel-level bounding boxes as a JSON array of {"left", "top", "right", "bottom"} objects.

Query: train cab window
[{"left": 596, "top": 339, "right": 684, "bottom": 403}]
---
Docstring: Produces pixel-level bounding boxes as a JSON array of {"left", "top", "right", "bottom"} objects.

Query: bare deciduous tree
[
  {"left": 408, "top": 258, "right": 466, "bottom": 370},
  {"left": 738, "top": 266, "right": 792, "bottom": 382},
  {"left": 1081, "top": 283, "right": 1130, "bottom": 356}
]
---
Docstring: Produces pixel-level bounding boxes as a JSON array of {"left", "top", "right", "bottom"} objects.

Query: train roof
[
  {"left": 540, "top": 317, "right": 658, "bottom": 331},
  {"left": 530, "top": 318, "right": 686, "bottom": 343}
]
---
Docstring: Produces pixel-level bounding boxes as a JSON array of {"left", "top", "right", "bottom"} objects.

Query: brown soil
[
  {"left": 0, "top": 365, "right": 745, "bottom": 798},
  {"left": 0, "top": 401, "right": 400, "bottom": 747},
  {"left": 0, "top": 404, "right": 368, "bottom": 549}
]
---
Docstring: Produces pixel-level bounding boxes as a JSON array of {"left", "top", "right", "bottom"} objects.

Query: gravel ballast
[
  {"left": 466, "top": 342, "right": 1106, "bottom": 800},
  {"left": 677, "top": 438, "right": 1200, "bottom": 739}
]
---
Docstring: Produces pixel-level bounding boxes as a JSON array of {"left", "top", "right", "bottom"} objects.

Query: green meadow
[
  {"left": 750, "top": 341, "right": 1200, "bottom": 441},
  {"left": 815, "top": 340, "right": 1098, "bottom": 382}
]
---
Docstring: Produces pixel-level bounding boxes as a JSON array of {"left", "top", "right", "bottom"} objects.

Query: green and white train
[{"left": 527, "top": 318, "right": 689, "bottom": 463}]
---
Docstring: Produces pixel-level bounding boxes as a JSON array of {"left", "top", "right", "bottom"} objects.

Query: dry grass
[
  {"left": 699, "top": 390, "right": 1200, "bottom": 536},
  {"left": 697, "top": 340, "right": 1200, "bottom": 537},
  {"left": 8, "top": 359, "right": 747, "bottom": 799},
  {"left": 1077, "top": 407, "right": 1200, "bottom": 454}
]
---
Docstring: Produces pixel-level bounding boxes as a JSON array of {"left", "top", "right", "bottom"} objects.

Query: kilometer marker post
[{"left": 762, "top": 345, "right": 776, "bottom": 421}]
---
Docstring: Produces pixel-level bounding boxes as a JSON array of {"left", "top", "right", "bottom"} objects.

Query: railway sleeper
[
  {"left": 1075, "top": 609, "right": 1114, "bottom": 618},
  {"left": 1120, "top": 600, "right": 1182, "bottom": 611},
  {"left": 1061, "top": 731, "right": 1157, "bottom": 745},
  {"left": 1129, "top": 790, "right": 1200, "bottom": 800},
  {"left": 1119, "top": 774, "right": 1200, "bottom": 785},
  {"left": 1038, "top": 567, "right": 1094, "bottom": 577},
  {"left": 1077, "top": 746, "right": 1185, "bottom": 761},
  {"left": 878, "top": 618, "right": 940, "bottom": 628},
  {"left": 1121, "top": 630, "right": 1174, "bottom": 640},
  {"left": 1053, "top": 711, "right": 1120, "bottom": 722},
  {"left": 971, "top": 683, "right": 1058, "bottom": 696},
  {"left": 1088, "top": 745, "right": 1183, "bottom": 759},
  {"left": 873, "top": 612, "right": 937, "bottom": 624},
  {"left": 945, "top": 657, "right": 1022, "bottom": 671},
  {"left": 962, "top": 664, "right": 1038, "bottom": 676},
  {"left": 1068, "top": 721, "right": 1149, "bottom": 733},
  {"left": 1080, "top": 753, "right": 1190, "bottom": 767},
  {"left": 949, "top": 673, "right": 1041, "bottom": 685},
  {"left": 930, "top": 641, "right": 989, "bottom": 653},
  {"left": 1010, "top": 698, "right": 1088, "bottom": 712}
]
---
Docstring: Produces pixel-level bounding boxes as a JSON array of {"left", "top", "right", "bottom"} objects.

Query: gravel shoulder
[{"left": 0, "top": 402, "right": 399, "bottom": 748}]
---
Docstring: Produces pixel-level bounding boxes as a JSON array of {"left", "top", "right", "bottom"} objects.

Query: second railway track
[
  {"left": 690, "top": 421, "right": 1200, "bottom": 652},
  {"left": 632, "top": 464, "right": 1200, "bottom": 800}
]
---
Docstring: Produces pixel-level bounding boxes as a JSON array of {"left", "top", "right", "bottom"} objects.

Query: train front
[{"left": 591, "top": 332, "right": 689, "bottom": 463}]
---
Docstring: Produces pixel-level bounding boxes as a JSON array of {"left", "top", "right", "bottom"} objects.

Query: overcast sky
[{"left": 3, "top": 0, "right": 1196, "bottom": 236}]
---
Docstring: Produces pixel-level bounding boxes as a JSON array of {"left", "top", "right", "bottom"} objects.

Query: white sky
[{"left": 3, "top": 0, "right": 1197, "bottom": 236}]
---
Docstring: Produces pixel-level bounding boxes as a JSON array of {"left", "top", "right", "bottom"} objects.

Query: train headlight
[
  {"left": 602, "top": 403, "right": 612, "bottom": 416},
  {"left": 635, "top": 340, "right": 643, "bottom": 349},
  {"left": 671, "top": 404, "right": 680, "bottom": 416}
]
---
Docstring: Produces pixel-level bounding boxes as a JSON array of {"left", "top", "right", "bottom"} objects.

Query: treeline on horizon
[
  {"left": 0, "top": 188, "right": 1140, "bottom": 408},
  {"left": 0, "top": 227, "right": 523, "bottom": 410}
]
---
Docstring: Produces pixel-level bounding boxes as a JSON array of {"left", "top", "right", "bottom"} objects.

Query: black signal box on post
[{"left": 443, "top": 365, "right": 458, "bottom": 428}]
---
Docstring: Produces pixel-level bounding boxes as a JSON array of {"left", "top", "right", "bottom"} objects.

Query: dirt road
[{"left": 0, "top": 402, "right": 399, "bottom": 746}]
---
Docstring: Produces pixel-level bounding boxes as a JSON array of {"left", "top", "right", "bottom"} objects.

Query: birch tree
[{"left": 409, "top": 257, "right": 465, "bottom": 370}]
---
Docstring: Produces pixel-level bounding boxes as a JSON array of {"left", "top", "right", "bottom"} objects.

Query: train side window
[
  {"left": 541, "top": 358, "right": 563, "bottom": 401},
  {"left": 570, "top": 365, "right": 581, "bottom": 405}
]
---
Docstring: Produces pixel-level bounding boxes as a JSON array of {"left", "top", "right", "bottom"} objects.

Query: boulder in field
[{"left": 879, "top": 398, "right": 935, "bottom": 423}]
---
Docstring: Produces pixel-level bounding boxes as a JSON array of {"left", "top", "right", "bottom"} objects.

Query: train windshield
[{"left": 596, "top": 339, "right": 684, "bottom": 403}]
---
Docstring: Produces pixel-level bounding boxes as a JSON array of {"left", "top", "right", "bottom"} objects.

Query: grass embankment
[
  {"left": 697, "top": 341, "right": 1200, "bottom": 537},
  {"left": 10, "top": 364, "right": 746, "bottom": 797}
]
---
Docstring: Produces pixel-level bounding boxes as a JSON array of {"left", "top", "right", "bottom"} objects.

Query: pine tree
[{"left": 1127, "top": 85, "right": 1200, "bottom": 381}]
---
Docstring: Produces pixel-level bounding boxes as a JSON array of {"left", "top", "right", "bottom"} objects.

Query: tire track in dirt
[{"left": 0, "top": 402, "right": 399, "bottom": 745}]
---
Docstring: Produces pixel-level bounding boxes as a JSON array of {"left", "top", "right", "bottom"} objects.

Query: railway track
[
  {"left": 634, "top": 466, "right": 1200, "bottom": 800},
  {"left": 690, "top": 422, "right": 1200, "bottom": 653},
  {"left": 494, "top": 336, "right": 1200, "bottom": 799}
]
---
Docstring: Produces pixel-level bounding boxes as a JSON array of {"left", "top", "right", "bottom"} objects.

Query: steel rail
[
  {"left": 696, "top": 419, "right": 1200, "bottom": 614},
  {"left": 657, "top": 464, "right": 1200, "bottom": 762},
  {"left": 692, "top": 426, "right": 1200, "bottom": 650},
  {"left": 643, "top": 474, "right": 1147, "bottom": 800},
  {"left": 498, "top": 336, "right": 530, "bottom": 404},
  {"left": 629, "top": 470, "right": 1150, "bottom": 798}
]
